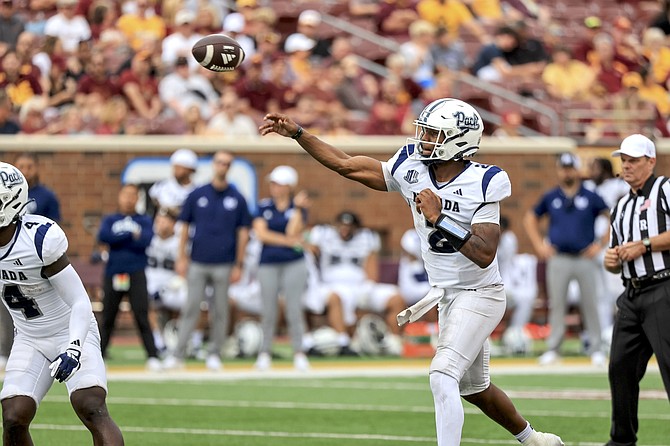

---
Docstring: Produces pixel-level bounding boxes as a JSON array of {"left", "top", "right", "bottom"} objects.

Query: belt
[{"left": 627, "top": 269, "right": 670, "bottom": 289}]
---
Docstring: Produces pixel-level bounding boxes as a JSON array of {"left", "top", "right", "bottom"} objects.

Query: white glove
[{"left": 49, "top": 341, "right": 82, "bottom": 383}]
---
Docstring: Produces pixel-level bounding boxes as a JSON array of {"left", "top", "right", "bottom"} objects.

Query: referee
[{"left": 604, "top": 134, "right": 670, "bottom": 446}]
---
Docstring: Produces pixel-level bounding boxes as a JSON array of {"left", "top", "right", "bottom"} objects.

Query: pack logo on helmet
[
  {"left": 454, "top": 110, "right": 479, "bottom": 130},
  {"left": 0, "top": 168, "right": 23, "bottom": 188}
]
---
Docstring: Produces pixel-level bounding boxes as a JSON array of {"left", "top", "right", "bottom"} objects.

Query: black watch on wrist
[{"left": 642, "top": 237, "right": 652, "bottom": 253}]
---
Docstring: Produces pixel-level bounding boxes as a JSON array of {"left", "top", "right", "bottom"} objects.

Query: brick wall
[{"left": 2, "top": 135, "right": 663, "bottom": 263}]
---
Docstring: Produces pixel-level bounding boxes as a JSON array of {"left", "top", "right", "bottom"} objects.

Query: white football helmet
[
  {"left": 353, "top": 314, "right": 389, "bottom": 356},
  {"left": 310, "top": 326, "right": 341, "bottom": 357},
  {"left": 0, "top": 162, "right": 29, "bottom": 227},
  {"left": 234, "top": 319, "right": 263, "bottom": 357},
  {"left": 407, "top": 98, "right": 483, "bottom": 163}
]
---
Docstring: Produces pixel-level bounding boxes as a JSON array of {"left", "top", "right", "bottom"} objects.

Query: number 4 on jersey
[{"left": 2, "top": 284, "right": 42, "bottom": 319}]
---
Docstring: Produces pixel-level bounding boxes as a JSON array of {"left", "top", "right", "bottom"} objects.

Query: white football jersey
[
  {"left": 145, "top": 233, "right": 180, "bottom": 296},
  {"left": 383, "top": 147, "right": 511, "bottom": 289},
  {"left": 0, "top": 215, "right": 95, "bottom": 337},
  {"left": 309, "top": 225, "right": 381, "bottom": 285},
  {"left": 148, "top": 177, "right": 197, "bottom": 210}
]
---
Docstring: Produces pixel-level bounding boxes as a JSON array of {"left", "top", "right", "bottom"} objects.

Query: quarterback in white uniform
[
  {"left": 0, "top": 163, "right": 123, "bottom": 445},
  {"left": 260, "top": 98, "right": 563, "bottom": 446}
]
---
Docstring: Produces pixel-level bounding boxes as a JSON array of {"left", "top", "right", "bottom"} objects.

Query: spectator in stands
[
  {"left": 44, "top": 0, "right": 91, "bottom": 54},
  {"left": 492, "top": 110, "right": 523, "bottom": 137},
  {"left": 640, "top": 27, "right": 670, "bottom": 85},
  {"left": 364, "top": 77, "right": 410, "bottom": 135},
  {"left": 116, "top": 0, "right": 166, "bottom": 52},
  {"left": 611, "top": 16, "right": 640, "bottom": 63},
  {"left": 253, "top": 166, "right": 311, "bottom": 372},
  {"left": 23, "top": 0, "right": 55, "bottom": 36},
  {"left": 94, "top": 95, "right": 129, "bottom": 135},
  {"left": 523, "top": 152, "right": 609, "bottom": 367},
  {"left": 376, "top": 0, "right": 418, "bottom": 37},
  {"left": 183, "top": 104, "right": 208, "bottom": 135},
  {"left": 97, "top": 183, "right": 162, "bottom": 372},
  {"left": 193, "top": 2, "right": 221, "bottom": 35},
  {"left": 32, "top": 35, "right": 65, "bottom": 88},
  {"left": 638, "top": 67, "right": 670, "bottom": 136},
  {"left": 471, "top": 25, "right": 547, "bottom": 83},
  {"left": 45, "top": 56, "right": 77, "bottom": 108},
  {"left": 87, "top": 0, "right": 118, "bottom": 41},
  {"left": 158, "top": 56, "right": 218, "bottom": 120},
  {"left": 283, "top": 33, "right": 316, "bottom": 86},
  {"left": 431, "top": 26, "right": 470, "bottom": 73},
  {"left": 221, "top": 12, "right": 255, "bottom": 63},
  {"left": 207, "top": 90, "right": 259, "bottom": 137},
  {"left": 0, "top": 89, "right": 20, "bottom": 134},
  {"left": 349, "top": 0, "right": 381, "bottom": 17},
  {"left": 17, "top": 95, "right": 48, "bottom": 133},
  {"left": 235, "top": 55, "right": 281, "bottom": 115},
  {"left": 76, "top": 51, "right": 120, "bottom": 107},
  {"left": 399, "top": 20, "right": 437, "bottom": 88},
  {"left": 0, "top": 50, "right": 43, "bottom": 109},
  {"left": 284, "top": 10, "right": 331, "bottom": 63},
  {"left": 161, "top": 9, "right": 202, "bottom": 71},
  {"left": 610, "top": 71, "right": 657, "bottom": 139},
  {"left": 417, "top": 0, "right": 490, "bottom": 44},
  {"left": 118, "top": 50, "right": 162, "bottom": 121},
  {"left": 0, "top": 0, "right": 25, "bottom": 55},
  {"left": 163, "top": 150, "right": 251, "bottom": 371},
  {"left": 15, "top": 31, "right": 46, "bottom": 91},
  {"left": 587, "top": 33, "right": 631, "bottom": 95},
  {"left": 333, "top": 56, "right": 378, "bottom": 119},
  {"left": 574, "top": 16, "right": 603, "bottom": 63},
  {"left": 541, "top": 46, "right": 595, "bottom": 100},
  {"left": 384, "top": 53, "right": 423, "bottom": 101}
]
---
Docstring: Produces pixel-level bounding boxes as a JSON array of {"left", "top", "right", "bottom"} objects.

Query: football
[{"left": 191, "top": 34, "right": 245, "bottom": 72}]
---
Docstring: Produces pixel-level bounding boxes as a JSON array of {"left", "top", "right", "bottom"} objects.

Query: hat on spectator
[
  {"left": 612, "top": 134, "right": 656, "bottom": 158},
  {"left": 284, "top": 34, "right": 316, "bottom": 53},
  {"left": 298, "top": 10, "right": 321, "bottom": 26},
  {"left": 613, "top": 16, "right": 632, "bottom": 31},
  {"left": 175, "top": 9, "right": 196, "bottom": 26},
  {"left": 237, "top": 0, "right": 257, "bottom": 7},
  {"left": 622, "top": 71, "right": 642, "bottom": 89},
  {"left": 557, "top": 152, "right": 581, "bottom": 169},
  {"left": 170, "top": 148, "right": 198, "bottom": 170},
  {"left": 584, "top": 16, "right": 601, "bottom": 29},
  {"left": 175, "top": 55, "right": 189, "bottom": 66},
  {"left": 268, "top": 165, "right": 298, "bottom": 186},
  {"left": 223, "top": 12, "right": 245, "bottom": 33}
]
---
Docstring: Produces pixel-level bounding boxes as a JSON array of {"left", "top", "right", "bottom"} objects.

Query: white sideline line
[
  {"left": 28, "top": 424, "right": 669, "bottom": 446},
  {"left": 41, "top": 396, "right": 670, "bottom": 420}
]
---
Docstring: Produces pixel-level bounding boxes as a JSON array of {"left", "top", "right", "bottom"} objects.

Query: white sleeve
[
  {"left": 42, "top": 223, "right": 68, "bottom": 265},
  {"left": 381, "top": 161, "right": 401, "bottom": 192},
  {"left": 48, "top": 265, "right": 92, "bottom": 347},
  {"left": 472, "top": 202, "right": 501, "bottom": 225},
  {"left": 483, "top": 168, "right": 512, "bottom": 203}
]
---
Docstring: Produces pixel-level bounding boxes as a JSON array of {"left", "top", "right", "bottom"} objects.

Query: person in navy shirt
[
  {"left": 524, "top": 153, "right": 610, "bottom": 367},
  {"left": 97, "top": 183, "right": 161, "bottom": 371},
  {"left": 164, "top": 150, "right": 251, "bottom": 371},
  {"left": 253, "top": 165, "right": 310, "bottom": 372},
  {"left": 15, "top": 152, "right": 61, "bottom": 222}
]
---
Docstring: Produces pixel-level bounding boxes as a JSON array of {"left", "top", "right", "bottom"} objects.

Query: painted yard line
[
  {"left": 41, "top": 396, "right": 670, "bottom": 420},
  {"left": 28, "top": 424, "right": 668, "bottom": 446}
]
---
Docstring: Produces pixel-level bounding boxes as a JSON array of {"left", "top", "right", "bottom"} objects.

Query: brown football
[{"left": 191, "top": 34, "right": 245, "bottom": 72}]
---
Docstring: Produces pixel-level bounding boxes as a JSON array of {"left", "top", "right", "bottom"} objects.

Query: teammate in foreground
[
  {"left": 0, "top": 163, "right": 123, "bottom": 445},
  {"left": 260, "top": 99, "right": 564, "bottom": 446}
]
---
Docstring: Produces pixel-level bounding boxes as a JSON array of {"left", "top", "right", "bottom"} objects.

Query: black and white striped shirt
[{"left": 610, "top": 175, "right": 670, "bottom": 279}]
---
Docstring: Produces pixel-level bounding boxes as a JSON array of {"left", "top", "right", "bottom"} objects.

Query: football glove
[{"left": 49, "top": 341, "right": 82, "bottom": 383}]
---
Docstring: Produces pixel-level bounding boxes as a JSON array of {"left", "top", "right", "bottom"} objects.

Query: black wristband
[
  {"left": 435, "top": 213, "right": 472, "bottom": 251},
  {"left": 290, "top": 126, "right": 304, "bottom": 140}
]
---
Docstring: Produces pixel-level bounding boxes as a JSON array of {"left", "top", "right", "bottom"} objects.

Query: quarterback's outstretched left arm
[{"left": 259, "top": 113, "right": 387, "bottom": 191}]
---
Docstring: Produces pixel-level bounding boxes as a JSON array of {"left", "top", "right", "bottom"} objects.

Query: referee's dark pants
[
  {"left": 607, "top": 280, "right": 670, "bottom": 446},
  {"left": 100, "top": 270, "right": 158, "bottom": 359}
]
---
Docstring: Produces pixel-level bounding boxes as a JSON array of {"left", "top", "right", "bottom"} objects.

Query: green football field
[{"left": 7, "top": 345, "right": 668, "bottom": 446}]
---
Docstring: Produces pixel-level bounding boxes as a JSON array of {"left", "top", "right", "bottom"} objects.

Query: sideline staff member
[{"left": 604, "top": 134, "right": 670, "bottom": 446}]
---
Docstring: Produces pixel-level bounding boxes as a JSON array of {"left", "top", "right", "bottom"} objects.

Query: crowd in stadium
[{"left": 0, "top": 0, "right": 669, "bottom": 139}]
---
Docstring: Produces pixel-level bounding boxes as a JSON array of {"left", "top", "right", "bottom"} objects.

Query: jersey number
[{"left": 2, "top": 285, "right": 42, "bottom": 320}]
